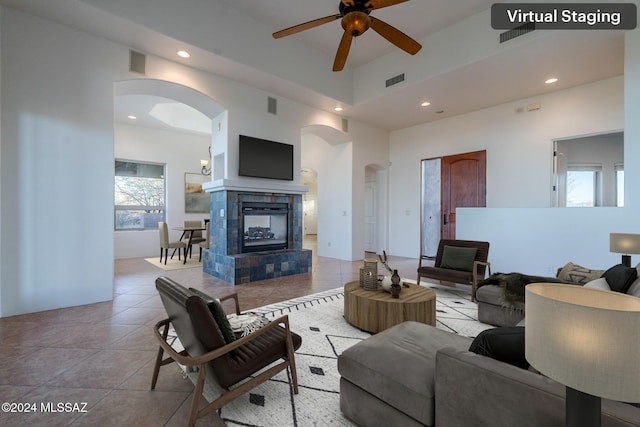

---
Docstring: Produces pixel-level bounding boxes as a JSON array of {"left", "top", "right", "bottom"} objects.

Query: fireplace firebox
[{"left": 241, "top": 202, "right": 288, "bottom": 253}]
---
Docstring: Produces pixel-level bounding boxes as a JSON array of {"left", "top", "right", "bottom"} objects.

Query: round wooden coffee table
[{"left": 343, "top": 280, "right": 436, "bottom": 333}]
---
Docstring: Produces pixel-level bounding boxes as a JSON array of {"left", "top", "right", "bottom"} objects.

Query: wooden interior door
[{"left": 441, "top": 150, "right": 486, "bottom": 239}]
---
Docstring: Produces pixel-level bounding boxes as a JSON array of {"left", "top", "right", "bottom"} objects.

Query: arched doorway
[
  {"left": 113, "top": 79, "right": 227, "bottom": 259},
  {"left": 301, "top": 124, "right": 352, "bottom": 259}
]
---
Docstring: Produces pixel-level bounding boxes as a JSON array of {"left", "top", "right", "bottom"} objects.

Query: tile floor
[{"left": 0, "top": 237, "right": 423, "bottom": 426}]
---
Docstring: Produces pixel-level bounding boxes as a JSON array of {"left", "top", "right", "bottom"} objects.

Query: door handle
[{"left": 443, "top": 214, "right": 448, "bottom": 225}]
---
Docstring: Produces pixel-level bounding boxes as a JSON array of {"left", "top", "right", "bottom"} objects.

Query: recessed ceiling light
[
  {"left": 545, "top": 77, "right": 558, "bottom": 84},
  {"left": 421, "top": 101, "right": 431, "bottom": 107},
  {"left": 127, "top": 115, "right": 137, "bottom": 120},
  {"left": 177, "top": 50, "right": 191, "bottom": 58},
  {"left": 334, "top": 106, "right": 343, "bottom": 112}
]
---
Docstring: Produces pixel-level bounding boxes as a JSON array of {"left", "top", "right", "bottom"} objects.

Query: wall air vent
[
  {"left": 500, "top": 23, "right": 535, "bottom": 43},
  {"left": 129, "top": 50, "right": 146, "bottom": 75},
  {"left": 268, "top": 96, "right": 277, "bottom": 115},
  {"left": 385, "top": 73, "right": 405, "bottom": 88}
]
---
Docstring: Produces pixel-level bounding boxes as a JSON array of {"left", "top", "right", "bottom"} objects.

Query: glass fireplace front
[{"left": 241, "top": 202, "right": 288, "bottom": 253}]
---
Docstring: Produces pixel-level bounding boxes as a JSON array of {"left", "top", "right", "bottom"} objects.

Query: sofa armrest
[{"left": 435, "top": 347, "right": 640, "bottom": 427}]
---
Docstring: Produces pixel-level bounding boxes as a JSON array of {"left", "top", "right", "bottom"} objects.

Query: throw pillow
[
  {"left": 583, "top": 277, "right": 611, "bottom": 291},
  {"left": 440, "top": 246, "right": 477, "bottom": 272},
  {"left": 189, "top": 288, "right": 236, "bottom": 344},
  {"left": 469, "top": 326, "right": 529, "bottom": 369},
  {"left": 557, "top": 262, "right": 605, "bottom": 285},
  {"left": 601, "top": 264, "right": 638, "bottom": 294}
]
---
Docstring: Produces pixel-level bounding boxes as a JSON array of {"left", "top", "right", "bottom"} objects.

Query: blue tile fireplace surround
[{"left": 202, "top": 190, "right": 312, "bottom": 284}]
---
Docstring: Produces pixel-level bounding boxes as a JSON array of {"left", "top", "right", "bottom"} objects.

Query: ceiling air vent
[
  {"left": 129, "top": 50, "right": 146, "bottom": 75},
  {"left": 385, "top": 73, "right": 405, "bottom": 88},
  {"left": 500, "top": 23, "right": 535, "bottom": 43}
]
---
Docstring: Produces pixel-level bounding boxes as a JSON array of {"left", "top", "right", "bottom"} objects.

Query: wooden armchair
[
  {"left": 417, "top": 239, "right": 491, "bottom": 302},
  {"left": 151, "top": 277, "right": 302, "bottom": 427}
]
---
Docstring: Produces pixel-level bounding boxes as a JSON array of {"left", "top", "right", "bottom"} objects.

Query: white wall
[
  {"left": 1, "top": 8, "right": 121, "bottom": 316},
  {"left": 389, "top": 76, "right": 626, "bottom": 270},
  {"left": 114, "top": 123, "right": 210, "bottom": 259},
  {"left": 0, "top": 7, "right": 388, "bottom": 315}
]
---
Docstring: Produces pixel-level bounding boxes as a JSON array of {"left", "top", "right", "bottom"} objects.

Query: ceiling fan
[{"left": 272, "top": 0, "right": 422, "bottom": 72}]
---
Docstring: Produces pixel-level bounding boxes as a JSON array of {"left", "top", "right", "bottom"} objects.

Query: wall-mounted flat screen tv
[{"left": 238, "top": 135, "right": 294, "bottom": 181}]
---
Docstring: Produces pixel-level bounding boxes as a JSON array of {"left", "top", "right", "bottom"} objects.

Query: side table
[{"left": 343, "top": 280, "right": 436, "bottom": 333}]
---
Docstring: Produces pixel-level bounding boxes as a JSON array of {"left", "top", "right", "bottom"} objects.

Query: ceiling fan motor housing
[{"left": 341, "top": 11, "right": 371, "bottom": 36}]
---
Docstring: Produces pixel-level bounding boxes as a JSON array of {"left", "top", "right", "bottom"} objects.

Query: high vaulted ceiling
[{"left": 0, "top": 0, "right": 626, "bottom": 131}]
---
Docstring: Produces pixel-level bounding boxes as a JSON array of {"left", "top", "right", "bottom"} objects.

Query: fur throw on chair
[{"left": 477, "top": 273, "right": 568, "bottom": 312}]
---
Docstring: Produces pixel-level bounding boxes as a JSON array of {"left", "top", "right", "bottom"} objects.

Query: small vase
[
  {"left": 390, "top": 283, "right": 401, "bottom": 298},
  {"left": 390, "top": 269, "right": 402, "bottom": 298},
  {"left": 391, "top": 269, "right": 401, "bottom": 286}
]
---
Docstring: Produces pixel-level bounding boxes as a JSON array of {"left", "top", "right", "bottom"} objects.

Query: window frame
[{"left": 114, "top": 159, "right": 167, "bottom": 231}]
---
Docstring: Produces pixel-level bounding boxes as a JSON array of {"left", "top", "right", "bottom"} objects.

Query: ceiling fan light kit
[{"left": 273, "top": 0, "right": 422, "bottom": 72}]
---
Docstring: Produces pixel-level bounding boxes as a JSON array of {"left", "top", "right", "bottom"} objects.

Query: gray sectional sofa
[
  {"left": 338, "top": 321, "right": 640, "bottom": 427},
  {"left": 477, "top": 262, "right": 640, "bottom": 326}
]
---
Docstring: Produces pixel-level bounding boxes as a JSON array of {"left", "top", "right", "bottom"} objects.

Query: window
[
  {"left": 616, "top": 164, "right": 624, "bottom": 207},
  {"left": 115, "top": 160, "right": 165, "bottom": 230},
  {"left": 566, "top": 166, "right": 601, "bottom": 207}
]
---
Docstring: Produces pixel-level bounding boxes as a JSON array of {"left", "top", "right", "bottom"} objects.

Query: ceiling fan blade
[
  {"left": 273, "top": 14, "right": 341, "bottom": 39},
  {"left": 365, "top": 0, "right": 409, "bottom": 10},
  {"left": 369, "top": 17, "right": 421, "bottom": 55},
  {"left": 333, "top": 31, "right": 353, "bottom": 72}
]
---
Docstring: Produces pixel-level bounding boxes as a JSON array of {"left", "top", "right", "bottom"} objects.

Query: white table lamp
[
  {"left": 526, "top": 284, "right": 640, "bottom": 427},
  {"left": 610, "top": 233, "right": 640, "bottom": 267}
]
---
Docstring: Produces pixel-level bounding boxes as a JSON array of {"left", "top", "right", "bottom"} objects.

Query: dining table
[{"left": 172, "top": 225, "right": 206, "bottom": 264}]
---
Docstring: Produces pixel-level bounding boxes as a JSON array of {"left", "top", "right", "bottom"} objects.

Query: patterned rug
[{"left": 182, "top": 282, "right": 494, "bottom": 426}]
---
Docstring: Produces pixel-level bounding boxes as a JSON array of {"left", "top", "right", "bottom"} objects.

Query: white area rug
[
  {"left": 181, "top": 283, "right": 494, "bottom": 426},
  {"left": 144, "top": 256, "right": 202, "bottom": 271}
]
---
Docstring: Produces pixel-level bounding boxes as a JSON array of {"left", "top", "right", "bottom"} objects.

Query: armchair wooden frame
[
  {"left": 417, "top": 239, "right": 491, "bottom": 302},
  {"left": 151, "top": 292, "right": 299, "bottom": 427}
]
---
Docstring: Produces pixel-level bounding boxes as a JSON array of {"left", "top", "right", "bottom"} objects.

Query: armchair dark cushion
[
  {"left": 189, "top": 287, "right": 236, "bottom": 344},
  {"left": 440, "top": 246, "right": 478, "bottom": 272}
]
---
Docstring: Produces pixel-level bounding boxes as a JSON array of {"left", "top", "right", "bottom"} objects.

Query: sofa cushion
[
  {"left": 602, "top": 264, "right": 638, "bottom": 294},
  {"left": 583, "top": 277, "right": 611, "bottom": 291},
  {"left": 440, "top": 245, "right": 477, "bottom": 272},
  {"left": 469, "top": 326, "right": 529, "bottom": 369},
  {"left": 557, "top": 262, "right": 605, "bottom": 285},
  {"left": 338, "top": 321, "right": 471, "bottom": 426}
]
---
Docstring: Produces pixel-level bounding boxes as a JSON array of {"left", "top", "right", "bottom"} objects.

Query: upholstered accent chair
[
  {"left": 158, "top": 222, "right": 187, "bottom": 265},
  {"left": 417, "top": 239, "right": 491, "bottom": 302},
  {"left": 151, "top": 277, "right": 302, "bottom": 427}
]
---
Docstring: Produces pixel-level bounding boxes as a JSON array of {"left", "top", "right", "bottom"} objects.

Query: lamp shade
[
  {"left": 610, "top": 233, "right": 640, "bottom": 254},
  {"left": 525, "top": 284, "right": 640, "bottom": 403}
]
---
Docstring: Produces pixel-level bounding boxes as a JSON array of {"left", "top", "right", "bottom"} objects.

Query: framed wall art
[{"left": 184, "top": 172, "right": 210, "bottom": 213}]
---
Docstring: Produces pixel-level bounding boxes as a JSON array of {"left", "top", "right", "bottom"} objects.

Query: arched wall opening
[
  {"left": 113, "top": 79, "right": 227, "bottom": 259},
  {"left": 301, "top": 124, "right": 354, "bottom": 260}
]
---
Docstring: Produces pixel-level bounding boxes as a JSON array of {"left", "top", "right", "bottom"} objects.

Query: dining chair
[
  {"left": 158, "top": 222, "right": 187, "bottom": 265},
  {"left": 183, "top": 220, "right": 206, "bottom": 259},
  {"left": 198, "top": 221, "right": 210, "bottom": 262}
]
